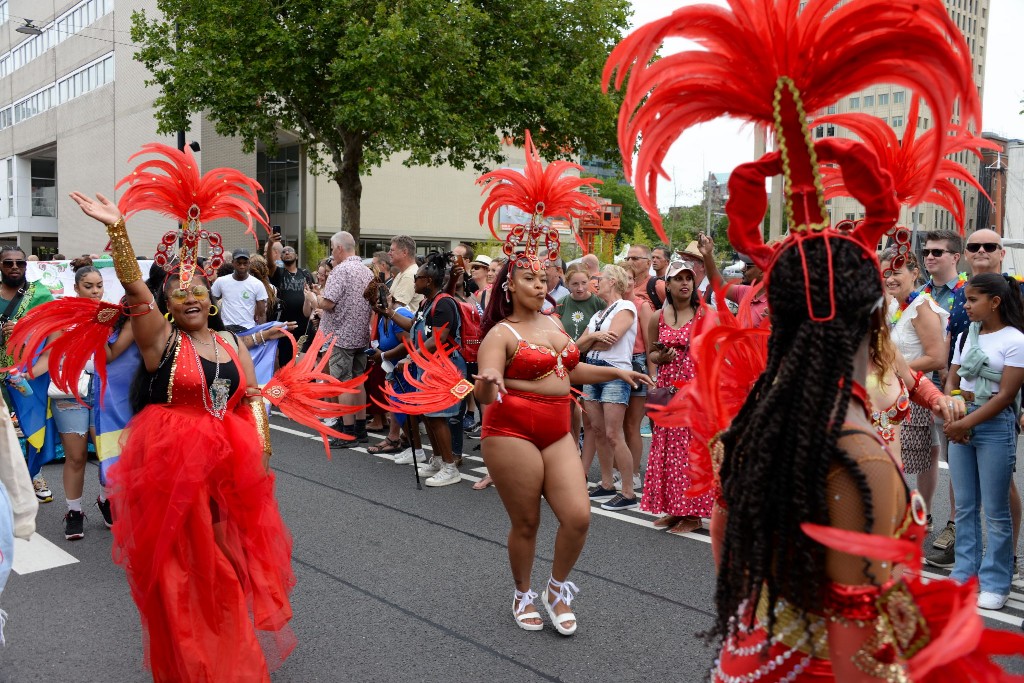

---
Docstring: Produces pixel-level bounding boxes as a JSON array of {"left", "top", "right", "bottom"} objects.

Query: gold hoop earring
[
  {"left": 209, "top": 304, "right": 219, "bottom": 316},
  {"left": 164, "top": 311, "right": 174, "bottom": 323}
]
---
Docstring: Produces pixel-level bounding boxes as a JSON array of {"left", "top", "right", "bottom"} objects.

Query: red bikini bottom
[{"left": 482, "top": 389, "right": 572, "bottom": 450}]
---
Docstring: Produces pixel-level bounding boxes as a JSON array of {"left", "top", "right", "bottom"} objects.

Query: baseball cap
[
  {"left": 665, "top": 259, "right": 696, "bottom": 279},
  {"left": 232, "top": 248, "right": 251, "bottom": 261}
]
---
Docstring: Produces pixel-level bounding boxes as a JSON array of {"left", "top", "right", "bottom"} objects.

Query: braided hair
[{"left": 713, "top": 236, "right": 883, "bottom": 645}]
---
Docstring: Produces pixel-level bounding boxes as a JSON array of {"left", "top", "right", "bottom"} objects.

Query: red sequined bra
[{"left": 500, "top": 321, "right": 580, "bottom": 381}]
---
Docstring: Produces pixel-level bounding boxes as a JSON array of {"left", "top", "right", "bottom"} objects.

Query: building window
[
  {"left": 31, "top": 159, "right": 56, "bottom": 218},
  {"left": 4, "top": 0, "right": 112, "bottom": 74},
  {"left": 826, "top": 105, "right": 837, "bottom": 114},
  {"left": 863, "top": 95, "right": 874, "bottom": 107},
  {"left": 893, "top": 91, "right": 905, "bottom": 103},
  {"left": 0, "top": 108, "right": 11, "bottom": 131},
  {"left": 878, "top": 93, "right": 889, "bottom": 105},
  {"left": 845, "top": 213, "right": 856, "bottom": 221},
  {"left": 6, "top": 158, "right": 12, "bottom": 218},
  {"left": 13, "top": 86, "right": 55, "bottom": 124},
  {"left": 849, "top": 97, "right": 860, "bottom": 108},
  {"left": 0, "top": 2, "right": 7, "bottom": 25},
  {"left": 815, "top": 125, "right": 824, "bottom": 138},
  {"left": 57, "top": 53, "right": 114, "bottom": 104},
  {"left": 826, "top": 125, "right": 835, "bottom": 137},
  {"left": 880, "top": 116, "right": 888, "bottom": 124},
  {"left": 891, "top": 115, "right": 904, "bottom": 127}
]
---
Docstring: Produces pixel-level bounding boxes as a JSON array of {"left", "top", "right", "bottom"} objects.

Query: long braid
[{"left": 712, "top": 237, "right": 882, "bottom": 647}]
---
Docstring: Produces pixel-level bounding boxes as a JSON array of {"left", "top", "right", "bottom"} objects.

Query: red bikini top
[{"left": 500, "top": 321, "right": 581, "bottom": 381}]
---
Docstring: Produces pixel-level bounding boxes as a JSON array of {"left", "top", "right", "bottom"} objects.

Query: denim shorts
[
  {"left": 583, "top": 359, "right": 631, "bottom": 405},
  {"left": 412, "top": 350, "right": 467, "bottom": 418},
  {"left": 53, "top": 393, "right": 95, "bottom": 435},
  {"left": 630, "top": 353, "right": 647, "bottom": 397}
]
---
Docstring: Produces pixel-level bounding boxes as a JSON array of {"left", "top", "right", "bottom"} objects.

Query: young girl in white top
[{"left": 944, "top": 273, "right": 1024, "bottom": 610}]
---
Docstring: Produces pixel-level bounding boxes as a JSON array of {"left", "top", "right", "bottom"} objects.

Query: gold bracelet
[
  {"left": 248, "top": 395, "right": 272, "bottom": 456},
  {"left": 106, "top": 217, "right": 142, "bottom": 284}
]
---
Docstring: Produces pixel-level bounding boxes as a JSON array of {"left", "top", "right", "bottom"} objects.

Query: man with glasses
[
  {"left": 918, "top": 230, "right": 968, "bottom": 568},
  {"left": 0, "top": 246, "right": 55, "bottom": 502},
  {"left": 946, "top": 228, "right": 1023, "bottom": 578}
]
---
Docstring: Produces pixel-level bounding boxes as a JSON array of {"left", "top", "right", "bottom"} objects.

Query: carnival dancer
[
  {"left": 5, "top": 143, "right": 362, "bottom": 682},
  {"left": 376, "top": 131, "right": 652, "bottom": 636},
  {"left": 607, "top": 0, "right": 1024, "bottom": 679}
]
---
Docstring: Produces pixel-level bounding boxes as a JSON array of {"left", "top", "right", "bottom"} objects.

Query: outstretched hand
[
  {"left": 622, "top": 369, "right": 655, "bottom": 389},
  {"left": 69, "top": 192, "right": 121, "bottom": 225},
  {"left": 473, "top": 368, "right": 507, "bottom": 396}
]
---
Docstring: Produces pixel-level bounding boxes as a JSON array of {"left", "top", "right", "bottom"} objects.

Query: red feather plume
[
  {"left": 802, "top": 522, "right": 1024, "bottom": 681},
  {"left": 604, "top": 0, "right": 979, "bottom": 243},
  {"left": 476, "top": 130, "right": 602, "bottom": 244},
  {"left": 818, "top": 96, "right": 999, "bottom": 233},
  {"left": 374, "top": 328, "right": 472, "bottom": 416},
  {"left": 261, "top": 329, "right": 368, "bottom": 458},
  {"left": 116, "top": 143, "right": 269, "bottom": 239},
  {"left": 2, "top": 297, "right": 122, "bottom": 405}
]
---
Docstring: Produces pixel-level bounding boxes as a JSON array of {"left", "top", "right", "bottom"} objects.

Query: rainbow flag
[{"left": 93, "top": 341, "right": 141, "bottom": 486}]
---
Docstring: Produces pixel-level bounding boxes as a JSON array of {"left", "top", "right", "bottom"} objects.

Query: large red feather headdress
[
  {"left": 116, "top": 143, "right": 270, "bottom": 289},
  {"left": 477, "top": 130, "right": 602, "bottom": 270},
  {"left": 605, "top": 0, "right": 979, "bottom": 319}
]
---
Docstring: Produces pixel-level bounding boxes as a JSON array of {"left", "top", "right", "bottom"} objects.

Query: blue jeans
[{"left": 948, "top": 404, "right": 1017, "bottom": 595}]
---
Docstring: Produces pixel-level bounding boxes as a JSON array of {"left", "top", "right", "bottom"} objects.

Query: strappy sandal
[
  {"left": 367, "top": 437, "right": 404, "bottom": 454},
  {"left": 472, "top": 474, "right": 494, "bottom": 490},
  {"left": 653, "top": 515, "right": 682, "bottom": 528},
  {"left": 513, "top": 589, "right": 543, "bottom": 631},
  {"left": 666, "top": 517, "right": 702, "bottom": 535},
  {"left": 542, "top": 576, "right": 579, "bottom": 636}
]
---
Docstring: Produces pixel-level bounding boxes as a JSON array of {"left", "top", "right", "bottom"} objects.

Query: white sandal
[
  {"left": 542, "top": 576, "right": 579, "bottom": 636},
  {"left": 513, "top": 589, "right": 543, "bottom": 631}
]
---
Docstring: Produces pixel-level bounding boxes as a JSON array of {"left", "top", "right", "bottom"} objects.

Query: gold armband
[
  {"left": 248, "top": 395, "right": 273, "bottom": 457},
  {"left": 106, "top": 216, "right": 142, "bottom": 284}
]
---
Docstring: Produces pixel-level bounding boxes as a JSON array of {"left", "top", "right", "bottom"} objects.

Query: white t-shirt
[
  {"left": 585, "top": 298, "right": 637, "bottom": 370},
  {"left": 952, "top": 325, "right": 1024, "bottom": 394},
  {"left": 212, "top": 274, "right": 268, "bottom": 328}
]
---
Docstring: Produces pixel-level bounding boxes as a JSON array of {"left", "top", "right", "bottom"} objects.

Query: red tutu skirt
[{"left": 109, "top": 403, "right": 296, "bottom": 682}]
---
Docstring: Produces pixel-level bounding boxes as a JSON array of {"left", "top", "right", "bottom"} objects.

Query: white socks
[
  {"left": 98, "top": 486, "right": 111, "bottom": 503},
  {"left": 66, "top": 497, "right": 82, "bottom": 513}
]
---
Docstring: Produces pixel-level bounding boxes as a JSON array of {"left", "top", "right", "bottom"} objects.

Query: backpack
[
  {"left": 646, "top": 276, "right": 663, "bottom": 309},
  {"left": 429, "top": 293, "right": 482, "bottom": 363}
]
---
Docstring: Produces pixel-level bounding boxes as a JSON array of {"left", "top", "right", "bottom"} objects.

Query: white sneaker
[
  {"left": 425, "top": 463, "right": 461, "bottom": 487},
  {"left": 417, "top": 456, "right": 442, "bottom": 476},
  {"left": 322, "top": 417, "right": 338, "bottom": 428},
  {"left": 977, "top": 591, "right": 1008, "bottom": 610},
  {"left": 613, "top": 472, "right": 642, "bottom": 492},
  {"left": 393, "top": 448, "right": 425, "bottom": 465}
]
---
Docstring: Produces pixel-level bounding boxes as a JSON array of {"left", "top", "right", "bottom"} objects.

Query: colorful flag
[{"left": 7, "top": 374, "right": 58, "bottom": 478}]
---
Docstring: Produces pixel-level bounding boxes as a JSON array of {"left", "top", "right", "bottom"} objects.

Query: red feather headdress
[
  {"left": 476, "top": 130, "right": 602, "bottom": 270},
  {"left": 604, "top": 0, "right": 979, "bottom": 319},
  {"left": 116, "top": 143, "right": 270, "bottom": 289}
]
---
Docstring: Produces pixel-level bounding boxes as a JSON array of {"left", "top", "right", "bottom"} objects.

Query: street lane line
[{"left": 11, "top": 533, "right": 79, "bottom": 575}]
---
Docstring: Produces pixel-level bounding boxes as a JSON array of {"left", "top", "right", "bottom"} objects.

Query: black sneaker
[
  {"left": 601, "top": 494, "right": 639, "bottom": 511},
  {"left": 328, "top": 437, "right": 350, "bottom": 449},
  {"left": 95, "top": 496, "right": 113, "bottom": 528},
  {"left": 64, "top": 510, "right": 86, "bottom": 540},
  {"left": 354, "top": 431, "right": 370, "bottom": 444},
  {"left": 588, "top": 485, "right": 617, "bottom": 500},
  {"left": 924, "top": 544, "right": 956, "bottom": 569}
]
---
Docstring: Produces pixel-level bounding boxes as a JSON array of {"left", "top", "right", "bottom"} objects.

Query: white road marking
[{"left": 11, "top": 533, "right": 79, "bottom": 575}]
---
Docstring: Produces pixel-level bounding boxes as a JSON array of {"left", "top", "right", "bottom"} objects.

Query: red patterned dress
[{"left": 642, "top": 312, "right": 714, "bottom": 518}]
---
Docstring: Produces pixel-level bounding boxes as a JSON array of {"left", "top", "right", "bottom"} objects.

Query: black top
[
  {"left": 270, "top": 267, "right": 314, "bottom": 322},
  {"left": 132, "top": 332, "right": 242, "bottom": 412}
]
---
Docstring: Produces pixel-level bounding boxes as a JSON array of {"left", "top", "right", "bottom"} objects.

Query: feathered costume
[
  {"left": 5, "top": 144, "right": 365, "bottom": 681},
  {"left": 606, "top": 0, "right": 1024, "bottom": 679},
  {"left": 376, "top": 130, "right": 600, "bottom": 415}
]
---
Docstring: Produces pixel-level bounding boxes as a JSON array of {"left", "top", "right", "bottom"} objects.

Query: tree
[
  {"left": 596, "top": 175, "right": 656, "bottom": 247},
  {"left": 131, "top": 0, "right": 630, "bottom": 241}
]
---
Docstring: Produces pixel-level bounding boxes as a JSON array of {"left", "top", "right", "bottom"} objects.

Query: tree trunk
[{"left": 333, "top": 131, "right": 366, "bottom": 243}]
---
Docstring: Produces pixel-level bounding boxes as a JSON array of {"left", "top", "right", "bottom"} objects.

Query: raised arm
[{"left": 69, "top": 191, "right": 171, "bottom": 371}]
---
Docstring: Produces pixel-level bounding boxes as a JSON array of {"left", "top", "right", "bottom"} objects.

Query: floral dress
[{"left": 642, "top": 312, "right": 714, "bottom": 518}]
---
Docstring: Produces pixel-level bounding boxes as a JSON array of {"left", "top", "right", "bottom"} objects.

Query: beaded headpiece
[
  {"left": 605, "top": 0, "right": 979, "bottom": 321},
  {"left": 115, "top": 143, "right": 270, "bottom": 289},
  {"left": 476, "top": 130, "right": 602, "bottom": 272}
]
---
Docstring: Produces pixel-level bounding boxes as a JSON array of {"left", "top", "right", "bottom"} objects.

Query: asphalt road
[{"left": 0, "top": 416, "right": 1021, "bottom": 682}]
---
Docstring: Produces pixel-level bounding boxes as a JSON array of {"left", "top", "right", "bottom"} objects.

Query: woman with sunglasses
[{"left": 65, "top": 187, "right": 299, "bottom": 681}]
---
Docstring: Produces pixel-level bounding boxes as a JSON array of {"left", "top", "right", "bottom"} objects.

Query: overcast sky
[{"left": 625, "top": 0, "right": 1024, "bottom": 210}]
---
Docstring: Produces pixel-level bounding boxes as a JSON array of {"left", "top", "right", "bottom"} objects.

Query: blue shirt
[
  {"left": 377, "top": 307, "right": 413, "bottom": 352},
  {"left": 920, "top": 275, "right": 967, "bottom": 368}
]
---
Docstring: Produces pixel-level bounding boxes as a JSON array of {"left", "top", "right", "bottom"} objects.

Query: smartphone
[
  {"left": 455, "top": 255, "right": 467, "bottom": 271},
  {"left": 272, "top": 225, "right": 282, "bottom": 237}
]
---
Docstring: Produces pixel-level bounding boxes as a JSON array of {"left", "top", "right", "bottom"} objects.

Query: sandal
[
  {"left": 513, "top": 589, "right": 543, "bottom": 631},
  {"left": 542, "top": 576, "right": 579, "bottom": 636},
  {"left": 472, "top": 474, "right": 494, "bottom": 491},
  {"left": 666, "top": 517, "right": 702, "bottom": 535},
  {"left": 367, "top": 437, "right": 404, "bottom": 454},
  {"left": 653, "top": 515, "right": 682, "bottom": 528}
]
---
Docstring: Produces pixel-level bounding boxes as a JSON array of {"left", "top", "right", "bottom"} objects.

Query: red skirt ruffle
[
  {"left": 109, "top": 403, "right": 296, "bottom": 682},
  {"left": 716, "top": 627, "right": 833, "bottom": 682}
]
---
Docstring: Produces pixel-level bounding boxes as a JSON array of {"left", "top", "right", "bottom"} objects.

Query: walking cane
[{"left": 407, "top": 414, "right": 423, "bottom": 490}]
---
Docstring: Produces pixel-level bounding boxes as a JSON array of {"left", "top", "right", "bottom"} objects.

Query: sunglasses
[
  {"left": 1, "top": 259, "right": 26, "bottom": 268},
  {"left": 966, "top": 242, "right": 1000, "bottom": 253},
  {"left": 168, "top": 284, "right": 210, "bottom": 302},
  {"left": 920, "top": 249, "right": 953, "bottom": 258},
  {"left": 624, "top": 255, "right": 649, "bottom": 261}
]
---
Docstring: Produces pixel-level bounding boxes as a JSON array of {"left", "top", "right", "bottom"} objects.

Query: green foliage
[
  {"left": 131, "top": 0, "right": 631, "bottom": 239},
  {"left": 597, "top": 176, "right": 655, "bottom": 247},
  {"left": 303, "top": 227, "right": 328, "bottom": 271}
]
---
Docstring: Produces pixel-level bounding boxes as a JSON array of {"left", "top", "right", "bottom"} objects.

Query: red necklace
[{"left": 849, "top": 381, "right": 872, "bottom": 421}]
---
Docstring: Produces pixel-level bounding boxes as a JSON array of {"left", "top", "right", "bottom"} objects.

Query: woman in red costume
[
  {"left": 0, "top": 143, "right": 359, "bottom": 682},
  {"left": 376, "top": 131, "right": 652, "bottom": 636},
  {"left": 607, "top": 0, "right": 1024, "bottom": 679}
]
